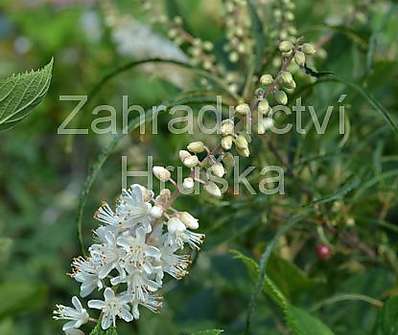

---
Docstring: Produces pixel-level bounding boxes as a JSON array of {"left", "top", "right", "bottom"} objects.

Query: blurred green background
[{"left": 1, "top": 0, "right": 398, "bottom": 334}]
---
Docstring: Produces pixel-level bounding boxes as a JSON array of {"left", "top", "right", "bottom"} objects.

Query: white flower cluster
[{"left": 54, "top": 184, "right": 204, "bottom": 332}]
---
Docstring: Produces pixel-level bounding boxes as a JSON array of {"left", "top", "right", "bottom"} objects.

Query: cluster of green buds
[
  {"left": 167, "top": 17, "right": 218, "bottom": 72},
  {"left": 223, "top": 0, "right": 253, "bottom": 64},
  {"left": 270, "top": 0, "right": 297, "bottom": 42},
  {"left": 257, "top": 39, "right": 316, "bottom": 109}
]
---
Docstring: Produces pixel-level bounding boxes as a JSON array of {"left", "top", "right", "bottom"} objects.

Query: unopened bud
[
  {"left": 183, "top": 155, "right": 200, "bottom": 168},
  {"left": 210, "top": 162, "right": 225, "bottom": 178},
  {"left": 260, "top": 74, "right": 274, "bottom": 85},
  {"left": 179, "top": 212, "right": 199, "bottom": 230},
  {"left": 153, "top": 166, "right": 171, "bottom": 181},
  {"left": 280, "top": 71, "right": 293, "bottom": 86},
  {"left": 235, "top": 135, "right": 249, "bottom": 150},
  {"left": 150, "top": 205, "right": 164, "bottom": 219},
  {"left": 302, "top": 43, "right": 316, "bottom": 55},
  {"left": 294, "top": 51, "right": 306, "bottom": 66},
  {"left": 187, "top": 141, "right": 205, "bottom": 153},
  {"left": 258, "top": 99, "right": 270, "bottom": 115},
  {"left": 204, "top": 181, "right": 222, "bottom": 198},
  {"left": 179, "top": 150, "right": 191, "bottom": 162},
  {"left": 168, "top": 217, "right": 186, "bottom": 233},
  {"left": 183, "top": 177, "right": 195, "bottom": 190},
  {"left": 220, "top": 119, "right": 234, "bottom": 135},
  {"left": 235, "top": 103, "right": 251, "bottom": 116},
  {"left": 237, "top": 146, "right": 250, "bottom": 157},
  {"left": 258, "top": 118, "right": 274, "bottom": 134},
  {"left": 274, "top": 90, "right": 288, "bottom": 105},
  {"left": 279, "top": 40, "right": 293, "bottom": 52},
  {"left": 221, "top": 135, "right": 234, "bottom": 150}
]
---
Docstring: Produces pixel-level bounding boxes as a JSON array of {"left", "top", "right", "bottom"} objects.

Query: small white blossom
[
  {"left": 71, "top": 257, "right": 103, "bottom": 298},
  {"left": 88, "top": 288, "right": 134, "bottom": 330},
  {"left": 53, "top": 296, "right": 89, "bottom": 331}
]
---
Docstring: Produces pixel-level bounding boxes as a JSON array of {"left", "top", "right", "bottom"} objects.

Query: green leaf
[
  {"left": 0, "top": 58, "right": 53, "bottom": 131},
  {"left": 89, "top": 324, "right": 118, "bottom": 335},
  {"left": 373, "top": 297, "right": 398, "bottom": 335},
  {"left": 286, "top": 305, "right": 335, "bottom": 335},
  {"left": 234, "top": 246, "right": 335, "bottom": 335},
  {"left": 192, "top": 330, "right": 224, "bottom": 335},
  {"left": 0, "top": 282, "right": 47, "bottom": 318}
]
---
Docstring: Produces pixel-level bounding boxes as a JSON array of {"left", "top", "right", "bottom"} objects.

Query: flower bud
[
  {"left": 178, "top": 212, "right": 199, "bottom": 230},
  {"left": 229, "top": 51, "right": 239, "bottom": 63},
  {"left": 187, "top": 141, "right": 205, "bottom": 153},
  {"left": 183, "top": 155, "right": 200, "bottom": 168},
  {"left": 235, "top": 103, "right": 251, "bottom": 116},
  {"left": 294, "top": 51, "right": 306, "bottom": 66},
  {"left": 258, "top": 99, "right": 270, "bottom": 115},
  {"left": 153, "top": 166, "right": 171, "bottom": 181},
  {"left": 168, "top": 217, "right": 186, "bottom": 233},
  {"left": 235, "top": 135, "right": 249, "bottom": 150},
  {"left": 210, "top": 162, "right": 225, "bottom": 178},
  {"left": 179, "top": 150, "right": 191, "bottom": 162},
  {"left": 150, "top": 205, "right": 163, "bottom": 219},
  {"left": 279, "top": 71, "right": 293, "bottom": 86},
  {"left": 237, "top": 147, "right": 250, "bottom": 157},
  {"left": 183, "top": 177, "right": 195, "bottom": 190},
  {"left": 220, "top": 119, "right": 234, "bottom": 135},
  {"left": 221, "top": 135, "right": 233, "bottom": 150},
  {"left": 258, "top": 118, "right": 274, "bottom": 134},
  {"left": 302, "top": 43, "right": 316, "bottom": 55},
  {"left": 279, "top": 40, "right": 293, "bottom": 52},
  {"left": 274, "top": 90, "right": 288, "bottom": 105},
  {"left": 260, "top": 74, "right": 274, "bottom": 85},
  {"left": 204, "top": 181, "right": 222, "bottom": 198}
]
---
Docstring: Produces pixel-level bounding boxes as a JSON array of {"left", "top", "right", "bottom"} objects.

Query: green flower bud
[
  {"left": 260, "top": 74, "right": 274, "bottom": 85},
  {"left": 294, "top": 51, "right": 306, "bottom": 66},
  {"left": 258, "top": 99, "right": 270, "bottom": 115},
  {"left": 220, "top": 120, "right": 234, "bottom": 136},
  {"left": 235, "top": 103, "right": 251, "bottom": 116},
  {"left": 302, "top": 43, "right": 316, "bottom": 55},
  {"left": 279, "top": 40, "right": 293, "bottom": 52},
  {"left": 279, "top": 71, "right": 294, "bottom": 85},
  {"left": 187, "top": 141, "right": 205, "bottom": 153},
  {"left": 221, "top": 135, "right": 233, "bottom": 150},
  {"left": 236, "top": 146, "right": 250, "bottom": 157},
  {"left": 235, "top": 135, "right": 249, "bottom": 150},
  {"left": 274, "top": 90, "right": 288, "bottom": 105}
]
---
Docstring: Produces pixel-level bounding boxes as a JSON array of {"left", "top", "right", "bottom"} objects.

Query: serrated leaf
[
  {"left": 0, "top": 58, "right": 53, "bottom": 131},
  {"left": 89, "top": 324, "right": 118, "bottom": 335},
  {"left": 192, "top": 330, "right": 224, "bottom": 335},
  {"left": 373, "top": 297, "right": 398, "bottom": 335}
]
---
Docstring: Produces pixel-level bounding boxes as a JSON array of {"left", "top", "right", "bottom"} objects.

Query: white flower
[
  {"left": 71, "top": 257, "right": 103, "bottom": 298},
  {"left": 116, "top": 185, "right": 153, "bottom": 232},
  {"left": 89, "top": 228, "right": 124, "bottom": 279},
  {"left": 130, "top": 294, "right": 163, "bottom": 319},
  {"left": 53, "top": 296, "right": 89, "bottom": 331},
  {"left": 88, "top": 288, "right": 134, "bottom": 330},
  {"left": 114, "top": 227, "right": 162, "bottom": 299},
  {"left": 159, "top": 243, "right": 191, "bottom": 279},
  {"left": 94, "top": 202, "right": 120, "bottom": 229},
  {"left": 166, "top": 218, "right": 205, "bottom": 250}
]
